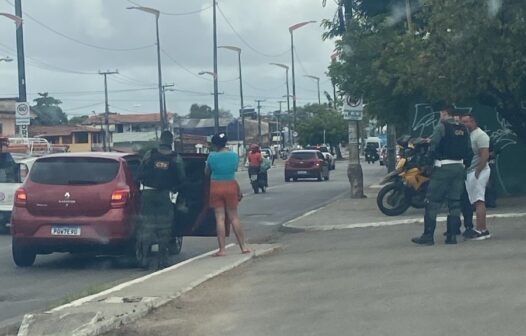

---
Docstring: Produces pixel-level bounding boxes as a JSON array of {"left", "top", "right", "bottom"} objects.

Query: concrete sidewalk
[
  {"left": 15, "top": 244, "right": 279, "bottom": 336},
  {"left": 106, "top": 213, "right": 526, "bottom": 336},
  {"left": 284, "top": 187, "right": 526, "bottom": 231}
]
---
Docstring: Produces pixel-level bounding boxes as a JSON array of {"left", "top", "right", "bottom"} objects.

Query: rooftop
[
  {"left": 29, "top": 125, "right": 101, "bottom": 137},
  {"left": 83, "top": 112, "right": 175, "bottom": 125}
]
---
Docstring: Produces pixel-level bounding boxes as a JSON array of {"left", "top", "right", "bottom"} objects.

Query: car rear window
[
  {"left": 30, "top": 157, "right": 120, "bottom": 185},
  {"left": 290, "top": 152, "right": 316, "bottom": 160}
]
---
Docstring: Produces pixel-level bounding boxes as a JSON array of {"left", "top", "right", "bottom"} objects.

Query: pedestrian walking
[
  {"left": 461, "top": 113, "right": 492, "bottom": 240},
  {"left": 412, "top": 105, "right": 471, "bottom": 245},
  {"left": 206, "top": 133, "right": 250, "bottom": 256}
]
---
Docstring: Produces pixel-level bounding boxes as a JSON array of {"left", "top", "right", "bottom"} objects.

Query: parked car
[
  {"left": 10, "top": 152, "right": 144, "bottom": 267},
  {"left": 304, "top": 145, "right": 336, "bottom": 170},
  {"left": 0, "top": 156, "right": 36, "bottom": 234},
  {"left": 284, "top": 150, "right": 330, "bottom": 182}
]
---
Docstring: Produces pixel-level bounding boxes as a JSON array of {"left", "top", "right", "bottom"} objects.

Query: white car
[
  {"left": 0, "top": 156, "right": 37, "bottom": 233},
  {"left": 305, "top": 146, "right": 335, "bottom": 170}
]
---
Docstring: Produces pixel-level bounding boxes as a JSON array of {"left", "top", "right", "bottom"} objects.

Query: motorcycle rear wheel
[{"left": 377, "top": 183, "right": 411, "bottom": 216}]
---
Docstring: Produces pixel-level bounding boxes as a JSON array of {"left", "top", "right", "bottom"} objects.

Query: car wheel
[
  {"left": 169, "top": 236, "right": 183, "bottom": 255},
  {"left": 12, "top": 240, "right": 36, "bottom": 267},
  {"left": 293, "top": 177, "right": 298, "bottom": 182}
]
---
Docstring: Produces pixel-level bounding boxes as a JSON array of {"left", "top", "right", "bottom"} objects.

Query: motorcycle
[
  {"left": 365, "top": 150, "right": 379, "bottom": 164},
  {"left": 248, "top": 166, "right": 265, "bottom": 194},
  {"left": 376, "top": 137, "right": 431, "bottom": 216}
]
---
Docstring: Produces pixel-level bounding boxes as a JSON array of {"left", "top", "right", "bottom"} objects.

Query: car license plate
[
  {"left": 298, "top": 171, "right": 308, "bottom": 175},
  {"left": 51, "top": 226, "right": 81, "bottom": 236}
]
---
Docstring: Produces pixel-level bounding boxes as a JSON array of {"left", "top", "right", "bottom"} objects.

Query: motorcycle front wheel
[{"left": 377, "top": 183, "right": 411, "bottom": 216}]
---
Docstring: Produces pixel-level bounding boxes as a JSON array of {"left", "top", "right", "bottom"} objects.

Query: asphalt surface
[
  {"left": 109, "top": 209, "right": 526, "bottom": 336},
  {"left": 0, "top": 159, "right": 386, "bottom": 330}
]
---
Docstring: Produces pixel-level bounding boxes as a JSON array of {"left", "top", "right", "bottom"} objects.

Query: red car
[
  {"left": 284, "top": 150, "right": 330, "bottom": 182},
  {"left": 10, "top": 152, "right": 142, "bottom": 267}
]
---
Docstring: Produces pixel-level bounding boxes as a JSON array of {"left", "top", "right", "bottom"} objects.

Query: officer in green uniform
[
  {"left": 412, "top": 105, "right": 471, "bottom": 245},
  {"left": 136, "top": 131, "right": 186, "bottom": 265}
]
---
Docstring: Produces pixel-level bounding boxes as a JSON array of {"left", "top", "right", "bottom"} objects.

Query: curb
[
  {"left": 282, "top": 212, "right": 526, "bottom": 232},
  {"left": 17, "top": 244, "right": 280, "bottom": 336}
]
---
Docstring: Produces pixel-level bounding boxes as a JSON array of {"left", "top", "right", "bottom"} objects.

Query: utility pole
[
  {"left": 255, "top": 99, "right": 265, "bottom": 145},
  {"left": 278, "top": 100, "right": 287, "bottom": 147},
  {"left": 212, "top": 0, "right": 220, "bottom": 133},
  {"left": 14, "top": 0, "right": 26, "bottom": 103},
  {"left": 162, "top": 83, "right": 175, "bottom": 132},
  {"left": 99, "top": 70, "right": 118, "bottom": 152}
]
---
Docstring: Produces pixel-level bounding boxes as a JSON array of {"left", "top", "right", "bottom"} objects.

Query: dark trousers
[{"left": 423, "top": 164, "right": 465, "bottom": 237}]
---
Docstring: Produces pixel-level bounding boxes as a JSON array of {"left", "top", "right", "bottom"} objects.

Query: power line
[
  {"left": 0, "top": 42, "right": 98, "bottom": 75},
  {"left": 4, "top": 0, "right": 155, "bottom": 52},
  {"left": 217, "top": 4, "right": 290, "bottom": 58}
]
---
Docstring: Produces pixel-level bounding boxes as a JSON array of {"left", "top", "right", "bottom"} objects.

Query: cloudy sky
[{"left": 0, "top": 0, "right": 338, "bottom": 119}]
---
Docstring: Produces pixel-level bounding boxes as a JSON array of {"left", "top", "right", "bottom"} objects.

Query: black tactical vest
[
  {"left": 437, "top": 121, "right": 470, "bottom": 161},
  {"left": 141, "top": 149, "right": 180, "bottom": 190}
]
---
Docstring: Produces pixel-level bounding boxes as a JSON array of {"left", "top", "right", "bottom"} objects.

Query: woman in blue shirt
[{"left": 206, "top": 133, "right": 250, "bottom": 256}]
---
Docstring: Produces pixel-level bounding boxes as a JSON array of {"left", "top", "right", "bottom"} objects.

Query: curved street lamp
[
  {"left": 0, "top": 56, "right": 14, "bottom": 63},
  {"left": 288, "top": 20, "right": 316, "bottom": 143},
  {"left": 0, "top": 13, "right": 23, "bottom": 27},
  {"left": 219, "top": 45, "right": 246, "bottom": 149},
  {"left": 304, "top": 75, "right": 321, "bottom": 104},
  {"left": 270, "top": 63, "right": 291, "bottom": 146},
  {"left": 126, "top": 6, "right": 167, "bottom": 130}
]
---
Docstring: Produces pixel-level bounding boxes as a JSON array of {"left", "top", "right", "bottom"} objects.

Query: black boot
[
  {"left": 412, "top": 214, "right": 435, "bottom": 246},
  {"left": 445, "top": 216, "right": 460, "bottom": 245}
]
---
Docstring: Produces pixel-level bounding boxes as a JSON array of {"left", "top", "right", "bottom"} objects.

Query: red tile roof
[
  {"left": 83, "top": 112, "right": 175, "bottom": 125},
  {"left": 29, "top": 125, "right": 101, "bottom": 137}
]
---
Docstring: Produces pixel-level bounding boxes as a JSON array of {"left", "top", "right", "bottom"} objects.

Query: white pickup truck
[{"left": 0, "top": 156, "right": 36, "bottom": 233}]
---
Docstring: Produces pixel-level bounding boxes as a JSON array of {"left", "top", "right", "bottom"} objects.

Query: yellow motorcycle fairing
[{"left": 400, "top": 168, "right": 430, "bottom": 190}]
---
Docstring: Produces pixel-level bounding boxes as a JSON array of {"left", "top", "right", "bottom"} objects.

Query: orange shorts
[{"left": 209, "top": 180, "right": 240, "bottom": 209}]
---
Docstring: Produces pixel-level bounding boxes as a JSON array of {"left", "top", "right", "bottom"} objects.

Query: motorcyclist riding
[
  {"left": 247, "top": 144, "right": 264, "bottom": 193},
  {"left": 136, "top": 130, "right": 186, "bottom": 267}
]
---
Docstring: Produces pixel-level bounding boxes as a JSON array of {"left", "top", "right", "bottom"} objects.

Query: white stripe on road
[
  {"left": 51, "top": 243, "right": 236, "bottom": 312},
  {"left": 283, "top": 212, "right": 526, "bottom": 231}
]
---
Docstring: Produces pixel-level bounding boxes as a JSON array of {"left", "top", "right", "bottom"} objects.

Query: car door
[
  {"left": 317, "top": 152, "right": 329, "bottom": 177},
  {"left": 172, "top": 153, "right": 230, "bottom": 238}
]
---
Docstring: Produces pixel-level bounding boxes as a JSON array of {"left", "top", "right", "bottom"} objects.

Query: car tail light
[
  {"left": 15, "top": 188, "right": 27, "bottom": 207},
  {"left": 111, "top": 189, "right": 129, "bottom": 208}
]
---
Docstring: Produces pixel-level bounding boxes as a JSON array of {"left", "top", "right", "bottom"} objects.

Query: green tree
[
  {"left": 32, "top": 92, "right": 68, "bottom": 126},
  {"left": 188, "top": 103, "right": 232, "bottom": 119},
  {"left": 68, "top": 115, "right": 89, "bottom": 125},
  {"left": 326, "top": 0, "right": 526, "bottom": 142},
  {"left": 296, "top": 103, "right": 347, "bottom": 157}
]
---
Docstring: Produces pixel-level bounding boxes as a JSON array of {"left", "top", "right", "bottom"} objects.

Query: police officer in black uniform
[
  {"left": 412, "top": 105, "right": 471, "bottom": 245},
  {"left": 136, "top": 131, "right": 186, "bottom": 266}
]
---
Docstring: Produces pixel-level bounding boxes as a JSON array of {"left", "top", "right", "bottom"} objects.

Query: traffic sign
[
  {"left": 342, "top": 96, "right": 364, "bottom": 121},
  {"left": 15, "top": 102, "right": 31, "bottom": 126}
]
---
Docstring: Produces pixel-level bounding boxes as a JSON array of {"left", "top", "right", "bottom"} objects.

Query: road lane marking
[
  {"left": 283, "top": 212, "right": 526, "bottom": 231},
  {"left": 50, "top": 243, "right": 236, "bottom": 312}
]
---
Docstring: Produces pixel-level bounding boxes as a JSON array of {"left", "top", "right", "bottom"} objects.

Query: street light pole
[
  {"left": 255, "top": 99, "right": 265, "bottom": 145},
  {"left": 288, "top": 21, "right": 315, "bottom": 145},
  {"left": 99, "top": 70, "right": 118, "bottom": 152},
  {"left": 218, "top": 46, "right": 244, "bottom": 150},
  {"left": 269, "top": 63, "right": 291, "bottom": 146},
  {"left": 305, "top": 75, "right": 321, "bottom": 104},
  {"left": 127, "top": 6, "right": 165, "bottom": 130},
  {"left": 212, "top": 0, "right": 219, "bottom": 134}
]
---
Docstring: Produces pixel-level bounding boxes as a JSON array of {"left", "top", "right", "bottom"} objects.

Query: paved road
[{"left": 0, "top": 160, "right": 386, "bottom": 329}]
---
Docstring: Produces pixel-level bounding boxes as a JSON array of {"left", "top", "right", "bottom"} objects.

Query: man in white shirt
[{"left": 462, "top": 114, "right": 491, "bottom": 240}]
